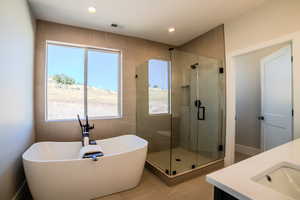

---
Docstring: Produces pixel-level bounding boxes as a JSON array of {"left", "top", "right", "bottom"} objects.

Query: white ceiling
[{"left": 28, "top": 0, "right": 267, "bottom": 46}]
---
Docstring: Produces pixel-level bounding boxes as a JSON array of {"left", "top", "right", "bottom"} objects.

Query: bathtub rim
[{"left": 23, "top": 134, "right": 148, "bottom": 163}]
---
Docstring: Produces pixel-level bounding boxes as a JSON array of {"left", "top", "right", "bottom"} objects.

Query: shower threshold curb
[{"left": 145, "top": 159, "right": 224, "bottom": 186}]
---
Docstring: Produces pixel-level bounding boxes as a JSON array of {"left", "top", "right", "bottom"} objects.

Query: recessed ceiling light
[
  {"left": 88, "top": 7, "right": 96, "bottom": 13},
  {"left": 168, "top": 27, "right": 175, "bottom": 33}
]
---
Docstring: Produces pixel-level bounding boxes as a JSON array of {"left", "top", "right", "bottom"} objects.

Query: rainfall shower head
[{"left": 190, "top": 63, "right": 199, "bottom": 69}]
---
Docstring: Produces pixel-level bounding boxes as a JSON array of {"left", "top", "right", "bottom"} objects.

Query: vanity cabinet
[{"left": 214, "top": 187, "right": 238, "bottom": 200}]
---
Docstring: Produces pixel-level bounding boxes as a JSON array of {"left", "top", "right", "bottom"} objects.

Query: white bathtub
[{"left": 23, "top": 135, "right": 148, "bottom": 200}]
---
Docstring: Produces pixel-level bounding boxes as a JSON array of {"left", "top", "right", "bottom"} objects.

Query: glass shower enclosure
[{"left": 136, "top": 49, "right": 225, "bottom": 176}]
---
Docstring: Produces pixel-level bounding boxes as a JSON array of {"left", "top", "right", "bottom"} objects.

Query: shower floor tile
[{"left": 147, "top": 147, "right": 222, "bottom": 173}]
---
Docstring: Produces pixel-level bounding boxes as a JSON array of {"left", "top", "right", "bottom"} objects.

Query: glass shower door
[
  {"left": 170, "top": 50, "right": 224, "bottom": 175},
  {"left": 191, "top": 59, "right": 223, "bottom": 166}
]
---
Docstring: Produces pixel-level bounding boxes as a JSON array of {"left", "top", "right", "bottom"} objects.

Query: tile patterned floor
[
  {"left": 94, "top": 169, "right": 213, "bottom": 200},
  {"left": 94, "top": 152, "right": 250, "bottom": 200}
]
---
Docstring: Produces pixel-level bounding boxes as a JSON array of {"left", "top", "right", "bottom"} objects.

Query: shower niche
[{"left": 136, "top": 49, "right": 225, "bottom": 182}]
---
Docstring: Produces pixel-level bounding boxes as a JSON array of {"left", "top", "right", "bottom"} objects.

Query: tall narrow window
[
  {"left": 47, "top": 44, "right": 85, "bottom": 120},
  {"left": 46, "top": 42, "right": 121, "bottom": 121},
  {"left": 148, "top": 59, "right": 171, "bottom": 114},
  {"left": 87, "top": 49, "right": 120, "bottom": 117}
]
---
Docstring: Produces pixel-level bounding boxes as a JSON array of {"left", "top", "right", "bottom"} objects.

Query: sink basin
[{"left": 252, "top": 162, "right": 300, "bottom": 200}]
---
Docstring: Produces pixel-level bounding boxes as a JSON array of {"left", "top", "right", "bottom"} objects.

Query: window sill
[
  {"left": 148, "top": 113, "right": 171, "bottom": 116},
  {"left": 45, "top": 116, "right": 122, "bottom": 122}
]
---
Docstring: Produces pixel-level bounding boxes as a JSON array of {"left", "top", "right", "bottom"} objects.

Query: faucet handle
[
  {"left": 89, "top": 140, "right": 97, "bottom": 145},
  {"left": 87, "top": 123, "right": 94, "bottom": 130}
]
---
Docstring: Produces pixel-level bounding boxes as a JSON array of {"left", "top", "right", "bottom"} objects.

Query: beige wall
[
  {"left": 235, "top": 43, "right": 288, "bottom": 149},
  {"left": 179, "top": 25, "right": 225, "bottom": 64},
  {"left": 0, "top": 0, "right": 35, "bottom": 199},
  {"left": 35, "top": 20, "right": 170, "bottom": 141},
  {"left": 224, "top": 0, "right": 300, "bottom": 165},
  {"left": 225, "top": 0, "right": 300, "bottom": 53}
]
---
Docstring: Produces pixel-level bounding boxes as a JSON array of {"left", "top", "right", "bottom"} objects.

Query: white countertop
[{"left": 206, "top": 139, "right": 300, "bottom": 200}]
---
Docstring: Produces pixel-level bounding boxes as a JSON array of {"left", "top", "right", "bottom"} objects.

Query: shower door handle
[
  {"left": 198, "top": 106, "right": 205, "bottom": 120},
  {"left": 194, "top": 100, "right": 206, "bottom": 120}
]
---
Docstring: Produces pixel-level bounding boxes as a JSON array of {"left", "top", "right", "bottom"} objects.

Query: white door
[{"left": 260, "top": 45, "right": 293, "bottom": 151}]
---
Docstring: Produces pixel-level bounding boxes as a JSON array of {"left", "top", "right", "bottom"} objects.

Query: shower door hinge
[
  {"left": 218, "top": 145, "right": 224, "bottom": 151},
  {"left": 219, "top": 67, "right": 224, "bottom": 74},
  {"left": 292, "top": 109, "right": 294, "bottom": 117},
  {"left": 291, "top": 56, "right": 294, "bottom": 63}
]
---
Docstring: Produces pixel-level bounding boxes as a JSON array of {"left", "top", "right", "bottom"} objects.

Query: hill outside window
[
  {"left": 45, "top": 41, "right": 121, "bottom": 121},
  {"left": 148, "top": 59, "right": 171, "bottom": 115}
]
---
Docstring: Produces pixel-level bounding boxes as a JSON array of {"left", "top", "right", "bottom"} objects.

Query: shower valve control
[
  {"left": 258, "top": 116, "right": 265, "bottom": 120},
  {"left": 194, "top": 100, "right": 202, "bottom": 107}
]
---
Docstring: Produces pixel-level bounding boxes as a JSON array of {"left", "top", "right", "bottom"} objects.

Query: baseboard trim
[
  {"left": 235, "top": 144, "right": 261, "bottom": 156},
  {"left": 12, "top": 180, "right": 26, "bottom": 200}
]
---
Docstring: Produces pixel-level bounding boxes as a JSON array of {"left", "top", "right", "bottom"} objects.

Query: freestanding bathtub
[{"left": 23, "top": 135, "right": 148, "bottom": 200}]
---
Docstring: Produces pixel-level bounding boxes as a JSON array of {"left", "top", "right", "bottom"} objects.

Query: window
[
  {"left": 46, "top": 42, "right": 121, "bottom": 121},
  {"left": 87, "top": 50, "right": 120, "bottom": 117},
  {"left": 148, "top": 59, "right": 171, "bottom": 114}
]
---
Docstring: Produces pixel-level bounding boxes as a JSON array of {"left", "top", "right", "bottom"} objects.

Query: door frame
[
  {"left": 260, "top": 45, "right": 293, "bottom": 151},
  {"left": 225, "top": 30, "right": 300, "bottom": 166}
]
